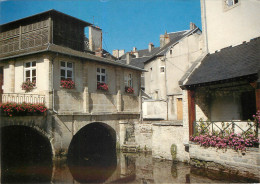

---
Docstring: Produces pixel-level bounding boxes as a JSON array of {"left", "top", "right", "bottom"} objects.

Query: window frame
[
  {"left": 24, "top": 61, "right": 36, "bottom": 83},
  {"left": 97, "top": 67, "right": 107, "bottom": 84},
  {"left": 124, "top": 73, "right": 133, "bottom": 87},
  {"left": 60, "top": 61, "right": 74, "bottom": 81}
]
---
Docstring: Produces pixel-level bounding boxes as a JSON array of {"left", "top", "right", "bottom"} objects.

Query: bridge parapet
[{"left": 2, "top": 93, "right": 45, "bottom": 104}]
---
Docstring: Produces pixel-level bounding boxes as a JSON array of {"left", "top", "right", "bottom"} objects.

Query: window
[
  {"left": 24, "top": 61, "right": 36, "bottom": 82},
  {"left": 170, "top": 50, "right": 172, "bottom": 55},
  {"left": 160, "top": 66, "right": 165, "bottom": 73},
  {"left": 60, "top": 61, "right": 73, "bottom": 80},
  {"left": 124, "top": 73, "right": 133, "bottom": 87},
  {"left": 224, "top": 0, "right": 240, "bottom": 10},
  {"left": 97, "top": 67, "right": 106, "bottom": 83}
]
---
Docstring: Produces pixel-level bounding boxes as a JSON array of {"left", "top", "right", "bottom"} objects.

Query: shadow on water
[
  {"left": 67, "top": 122, "right": 117, "bottom": 183},
  {"left": 1, "top": 126, "right": 53, "bottom": 183}
]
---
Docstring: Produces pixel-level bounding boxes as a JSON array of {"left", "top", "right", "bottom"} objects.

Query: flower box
[
  {"left": 21, "top": 80, "right": 36, "bottom": 92},
  {"left": 97, "top": 82, "right": 108, "bottom": 91},
  {"left": 125, "top": 86, "right": 134, "bottom": 94},
  {"left": 0, "top": 102, "right": 47, "bottom": 117},
  {"left": 60, "top": 79, "right": 75, "bottom": 89}
]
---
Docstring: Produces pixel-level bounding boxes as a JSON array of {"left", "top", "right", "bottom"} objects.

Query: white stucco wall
[{"left": 202, "top": 0, "right": 260, "bottom": 53}]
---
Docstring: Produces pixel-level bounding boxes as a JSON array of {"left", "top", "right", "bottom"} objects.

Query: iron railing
[
  {"left": 2, "top": 93, "right": 45, "bottom": 104},
  {"left": 193, "top": 120, "right": 257, "bottom": 136}
]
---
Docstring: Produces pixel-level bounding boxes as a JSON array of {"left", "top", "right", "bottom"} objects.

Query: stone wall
[{"left": 189, "top": 143, "right": 260, "bottom": 180}]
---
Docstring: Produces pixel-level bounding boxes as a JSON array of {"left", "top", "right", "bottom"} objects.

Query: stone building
[
  {"left": 178, "top": 0, "right": 260, "bottom": 178},
  {"left": 0, "top": 9, "right": 143, "bottom": 158}
]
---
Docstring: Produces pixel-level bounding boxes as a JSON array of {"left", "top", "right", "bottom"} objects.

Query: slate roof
[
  {"left": 182, "top": 37, "right": 260, "bottom": 87},
  {"left": 0, "top": 43, "right": 145, "bottom": 72},
  {"left": 116, "top": 28, "right": 201, "bottom": 69}
]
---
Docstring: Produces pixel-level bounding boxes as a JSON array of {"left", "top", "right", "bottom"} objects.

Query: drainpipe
[
  {"left": 163, "top": 55, "right": 169, "bottom": 120},
  {"left": 50, "top": 52, "right": 58, "bottom": 114}
]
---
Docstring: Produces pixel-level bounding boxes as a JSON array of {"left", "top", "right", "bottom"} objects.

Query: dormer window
[{"left": 224, "top": 0, "right": 240, "bottom": 10}]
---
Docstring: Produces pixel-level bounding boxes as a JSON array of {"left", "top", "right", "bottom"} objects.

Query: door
[{"left": 177, "top": 98, "right": 183, "bottom": 120}]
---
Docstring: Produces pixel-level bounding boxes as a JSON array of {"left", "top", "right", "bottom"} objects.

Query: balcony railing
[
  {"left": 2, "top": 93, "right": 45, "bottom": 104},
  {"left": 194, "top": 120, "right": 257, "bottom": 136}
]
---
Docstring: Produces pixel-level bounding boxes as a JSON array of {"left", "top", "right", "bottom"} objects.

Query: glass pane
[
  {"left": 61, "top": 77, "right": 65, "bottom": 80},
  {"left": 61, "top": 69, "right": 65, "bottom": 77},
  {"left": 67, "top": 70, "right": 72, "bottom": 78},
  {"left": 97, "top": 75, "right": 100, "bottom": 82},
  {"left": 61, "top": 61, "right": 65, "bottom": 67},
  {"left": 97, "top": 68, "right": 100, "bottom": 73},
  {"left": 32, "top": 77, "right": 36, "bottom": 82},
  {"left": 67, "top": 62, "right": 73, "bottom": 68},
  {"left": 26, "top": 78, "right": 30, "bottom": 81},
  {"left": 26, "top": 70, "right": 30, "bottom": 77},
  {"left": 25, "top": 62, "right": 30, "bottom": 68},
  {"left": 32, "top": 61, "right": 36, "bottom": 67},
  {"left": 101, "top": 69, "right": 105, "bottom": 73},
  {"left": 32, "top": 69, "right": 36, "bottom": 77},
  {"left": 101, "top": 76, "right": 105, "bottom": 82}
]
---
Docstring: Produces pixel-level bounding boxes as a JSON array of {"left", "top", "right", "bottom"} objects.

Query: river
[{"left": 1, "top": 152, "right": 258, "bottom": 183}]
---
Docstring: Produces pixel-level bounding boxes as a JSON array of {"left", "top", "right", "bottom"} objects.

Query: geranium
[
  {"left": 253, "top": 110, "right": 260, "bottom": 126},
  {"left": 0, "top": 102, "right": 47, "bottom": 117},
  {"left": 125, "top": 86, "right": 134, "bottom": 94},
  {"left": 21, "top": 80, "right": 36, "bottom": 92},
  {"left": 60, "top": 79, "right": 75, "bottom": 89},
  {"left": 97, "top": 82, "right": 108, "bottom": 91}
]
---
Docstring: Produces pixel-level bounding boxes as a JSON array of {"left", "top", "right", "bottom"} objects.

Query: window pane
[
  {"left": 32, "top": 69, "right": 36, "bottom": 77},
  {"left": 32, "top": 77, "right": 36, "bottom": 82},
  {"left": 67, "top": 70, "right": 72, "bottom": 78},
  {"left": 97, "top": 68, "right": 100, "bottom": 73},
  {"left": 61, "top": 77, "right": 65, "bottom": 80},
  {"left": 25, "top": 62, "right": 30, "bottom": 68},
  {"left": 61, "top": 61, "right": 65, "bottom": 67},
  {"left": 26, "top": 70, "right": 30, "bottom": 77},
  {"left": 97, "top": 75, "right": 100, "bottom": 82},
  {"left": 32, "top": 61, "right": 36, "bottom": 67},
  {"left": 26, "top": 78, "right": 30, "bottom": 81},
  {"left": 61, "top": 69, "right": 65, "bottom": 77},
  {"left": 101, "top": 69, "right": 105, "bottom": 73},
  {"left": 101, "top": 76, "right": 105, "bottom": 82},
  {"left": 67, "top": 62, "right": 73, "bottom": 68}
]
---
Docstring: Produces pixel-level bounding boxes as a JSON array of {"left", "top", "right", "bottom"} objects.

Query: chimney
[
  {"left": 160, "top": 32, "right": 170, "bottom": 48},
  {"left": 126, "top": 53, "right": 132, "bottom": 65},
  {"left": 113, "top": 49, "right": 119, "bottom": 58},
  {"left": 89, "top": 26, "right": 102, "bottom": 52},
  {"left": 148, "top": 43, "right": 154, "bottom": 52},
  {"left": 133, "top": 47, "right": 137, "bottom": 52},
  {"left": 95, "top": 48, "right": 103, "bottom": 57},
  {"left": 118, "top": 50, "right": 125, "bottom": 58},
  {"left": 190, "top": 22, "right": 197, "bottom": 30}
]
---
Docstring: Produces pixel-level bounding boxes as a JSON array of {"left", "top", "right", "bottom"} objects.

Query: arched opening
[
  {"left": 1, "top": 125, "right": 53, "bottom": 183},
  {"left": 67, "top": 122, "right": 117, "bottom": 183}
]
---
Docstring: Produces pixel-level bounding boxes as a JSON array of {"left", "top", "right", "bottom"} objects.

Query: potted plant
[
  {"left": 21, "top": 80, "right": 36, "bottom": 92},
  {"left": 97, "top": 82, "right": 108, "bottom": 91},
  {"left": 125, "top": 86, "right": 134, "bottom": 94},
  {"left": 60, "top": 79, "right": 75, "bottom": 89}
]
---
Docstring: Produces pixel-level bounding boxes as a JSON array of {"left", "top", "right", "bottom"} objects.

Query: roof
[
  {"left": 182, "top": 37, "right": 260, "bottom": 88},
  {"left": 115, "top": 27, "right": 201, "bottom": 69},
  {"left": 0, "top": 9, "right": 91, "bottom": 31},
  {"left": 0, "top": 43, "right": 145, "bottom": 72}
]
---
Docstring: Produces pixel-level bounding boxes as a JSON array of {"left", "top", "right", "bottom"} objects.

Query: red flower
[
  {"left": 60, "top": 79, "right": 75, "bottom": 89},
  {"left": 97, "top": 82, "right": 109, "bottom": 91},
  {"left": 125, "top": 86, "right": 134, "bottom": 93}
]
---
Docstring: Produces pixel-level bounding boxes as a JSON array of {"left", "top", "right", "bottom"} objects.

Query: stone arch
[
  {"left": 0, "top": 121, "right": 55, "bottom": 157},
  {"left": 67, "top": 122, "right": 117, "bottom": 183},
  {"left": 1, "top": 125, "right": 54, "bottom": 183}
]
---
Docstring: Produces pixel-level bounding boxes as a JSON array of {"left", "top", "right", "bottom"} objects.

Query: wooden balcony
[{"left": 1, "top": 93, "right": 45, "bottom": 104}]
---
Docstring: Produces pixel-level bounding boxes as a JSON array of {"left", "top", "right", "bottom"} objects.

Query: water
[{"left": 1, "top": 152, "right": 258, "bottom": 183}]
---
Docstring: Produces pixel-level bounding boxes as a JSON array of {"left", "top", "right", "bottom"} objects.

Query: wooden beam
[
  {"left": 256, "top": 88, "right": 260, "bottom": 111},
  {"left": 188, "top": 90, "right": 196, "bottom": 138}
]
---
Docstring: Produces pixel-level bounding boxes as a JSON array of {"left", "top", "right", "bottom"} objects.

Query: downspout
[{"left": 164, "top": 55, "right": 169, "bottom": 120}]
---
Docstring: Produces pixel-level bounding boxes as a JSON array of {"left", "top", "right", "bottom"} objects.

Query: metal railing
[
  {"left": 2, "top": 93, "right": 45, "bottom": 104},
  {"left": 194, "top": 120, "right": 257, "bottom": 136}
]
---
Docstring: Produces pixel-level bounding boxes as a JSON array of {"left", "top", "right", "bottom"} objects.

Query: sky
[{"left": 0, "top": 0, "right": 202, "bottom": 53}]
